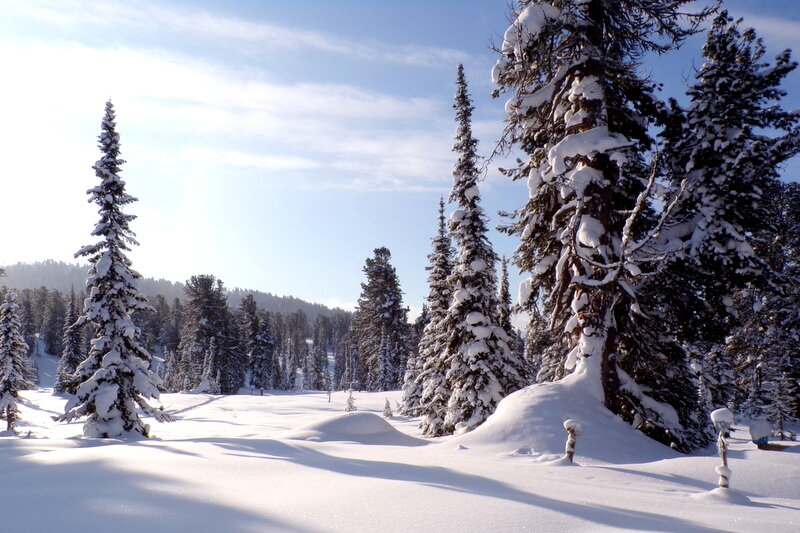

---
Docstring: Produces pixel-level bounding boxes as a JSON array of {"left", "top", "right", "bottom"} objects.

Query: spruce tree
[
  {"left": 177, "top": 275, "right": 228, "bottom": 391},
  {"left": 0, "top": 291, "right": 34, "bottom": 432},
  {"left": 351, "top": 247, "right": 409, "bottom": 391},
  {"left": 497, "top": 256, "right": 525, "bottom": 374},
  {"left": 42, "top": 290, "right": 66, "bottom": 356},
  {"left": 195, "top": 337, "right": 222, "bottom": 394},
  {"left": 57, "top": 101, "right": 169, "bottom": 438},
  {"left": 497, "top": 257, "right": 513, "bottom": 341},
  {"left": 441, "top": 65, "right": 523, "bottom": 435},
  {"left": 494, "top": 1, "right": 712, "bottom": 450},
  {"left": 662, "top": 12, "right": 800, "bottom": 351},
  {"left": 411, "top": 198, "right": 454, "bottom": 422},
  {"left": 243, "top": 300, "right": 275, "bottom": 393}
]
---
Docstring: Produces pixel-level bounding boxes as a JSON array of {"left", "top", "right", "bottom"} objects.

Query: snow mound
[
  {"left": 690, "top": 487, "right": 752, "bottom": 505},
  {"left": 284, "top": 412, "right": 428, "bottom": 446},
  {"left": 447, "top": 370, "right": 678, "bottom": 464}
]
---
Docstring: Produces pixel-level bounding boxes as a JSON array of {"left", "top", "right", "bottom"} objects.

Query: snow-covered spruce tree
[
  {"left": 195, "top": 337, "right": 222, "bottom": 394},
  {"left": 177, "top": 275, "right": 228, "bottom": 391},
  {"left": 57, "top": 101, "right": 169, "bottom": 438},
  {"left": 525, "top": 306, "right": 561, "bottom": 383},
  {"left": 696, "top": 344, "right": 734, "bottom": 412},
  {"left": 493, "top": 1, "right": 711, "bottom": 450},
  {"left": 351, "top": 247, "right": 410, "bottom": 391},
  {"left": 252, "top": 317, "right": 276, "bottom": 392},
  {"left": 162, "top": 348, "right": 181, "bottom": 392},
  {"left": 399, "top": 304, "right": 428, "bottom": 413},
  {"left": 18, "top": 294, "right": 37, "bottom": 358},
  {"left": 310, "top": 344, "right": 328, "bottom": 391},
  {"left": 344, "top": 389, "right": 357, "bottom": 412},
  {"left": 762, "top": 357, "right": 798, "bottom": 440},
  {"left": 409, "top": 199, "right": 454, "bottom": 421},
  {"left": 723, "top": 182, "right": 800, "bottom": 428},
  {"left": 42, "top": 290, "right": 66, "bottom": 356},
  {"left": 497, "top": 256, "right": 525, "bottom": 374},
  {"left": 240, "top": 295, "right": 273, "bottom": 393},
  {"left": 439, "top": 65, "right": 525, "bottom": 435},
  {"left": 0, "top": 291, "right": 34, "bottom": 432},
  {"left": 54, "top": 290, "right": 85, "bottom": 394},
  {"left": 497, "top": 257, "right": 514, "bottom": 340},
  {"left": 661, "top": 12, "right": 800, "bottom": 351}
]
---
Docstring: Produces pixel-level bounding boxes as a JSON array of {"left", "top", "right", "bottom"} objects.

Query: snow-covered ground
[{"left": 3, "top": 352, "right": 798, "bottom": 532}]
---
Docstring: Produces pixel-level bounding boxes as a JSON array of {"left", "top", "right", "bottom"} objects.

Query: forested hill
[{"left": 0, "top": 260, "right": 346, "bottom": 320}]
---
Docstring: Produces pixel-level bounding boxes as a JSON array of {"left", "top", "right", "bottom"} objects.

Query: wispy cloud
[
  {"left": 0, "top": 37, "right": 456, "bottom": 185},
  {"left": 6, "top": 0, "right": 470, "bottom": 69}
]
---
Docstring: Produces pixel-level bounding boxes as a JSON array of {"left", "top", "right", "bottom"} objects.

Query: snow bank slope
[
  {"left": 449, "top": 369, "right": 678, "bottom": 464},
  {"left": 284, "top": 411, "right": 428, "bottom": 446}
]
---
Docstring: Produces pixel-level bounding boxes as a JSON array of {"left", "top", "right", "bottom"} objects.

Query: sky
[{"left": 1, "top": 0, "right": 800, "bottom": 317}]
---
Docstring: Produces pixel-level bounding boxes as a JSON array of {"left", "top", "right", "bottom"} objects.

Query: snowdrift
[
  {"left": 448, "top": 369, "right": 679, "bottom": 464},
  {"left": 284, "top": 411, "right": 428, "bottom": 446}
]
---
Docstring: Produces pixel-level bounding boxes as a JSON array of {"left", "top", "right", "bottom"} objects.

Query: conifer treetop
[{"left": 59, "top": 101, "right": 169, "bottom": 438}]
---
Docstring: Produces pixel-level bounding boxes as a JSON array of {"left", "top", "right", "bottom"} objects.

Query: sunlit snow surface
[{"left": 3, "top": 352, "right": 798, "bottom": 532}]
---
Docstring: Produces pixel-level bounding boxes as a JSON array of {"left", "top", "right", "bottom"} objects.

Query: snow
[
  {"left": 501, "top": 3, "right": 561, "bottom": 57},
  {"left": 2, "top": 354, "right": 798, "bottom": 532},
  {"left": 284, "top": 411, "right": 426, "bottom": 446},
  {"left": 469, "top": 258, "right": 487, "bottom": 272},
  {"left": 711, "top": 407, "right": 735, "bottom": 426},
  {"left": 94, "top": 383, "right": 120, "bottom": 418},
  {"left": 466, "top": 311, "right": 486, "bottom": 325},
  {"left": 748, "top": 419, "right": 772, "bottom": 442},
  {"left": 547, "top": 126, "right": 631, "bottom": 175}
]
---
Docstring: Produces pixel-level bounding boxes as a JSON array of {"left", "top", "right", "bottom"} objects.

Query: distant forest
[{"left": 1, "top": 260, "right": 344, "bottom": 320}]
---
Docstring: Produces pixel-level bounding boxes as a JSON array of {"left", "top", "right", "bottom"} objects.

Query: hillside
[{"left": 0, "top": 260, "right": 347, "bottom": 319}]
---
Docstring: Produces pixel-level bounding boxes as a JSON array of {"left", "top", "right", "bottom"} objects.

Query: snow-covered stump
[
  {"left": 563, "top": 419, "right": 582, "bottom": 464},
  {"left": 710, "top": 408, "right": 734, "bottom": 489}
]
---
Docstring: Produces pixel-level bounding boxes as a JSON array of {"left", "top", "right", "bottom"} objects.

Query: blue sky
[{"left": 1, "top": 0, "right": 799, "bottom": 317}]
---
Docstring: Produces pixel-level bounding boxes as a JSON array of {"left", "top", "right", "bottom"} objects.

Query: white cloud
[
  {"left": 0, "top": 37, "right": 456, "bottom": 188},
  {"left": 6, "top": 0, "right": 470, "bottom": 69}
]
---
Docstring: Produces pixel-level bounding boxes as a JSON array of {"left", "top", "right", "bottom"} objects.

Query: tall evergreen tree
[
  {"left": 244, "top": 303, "right": 275, "bottom": 393},
  {"left": 438, "top": 65, "right": 523, "bottom": 435},
  {"left": 351, "top": 247, "right": 409, "bottom": 391},
  {"left": 177, "top": 275, "right": 227, "bottom": 391},
  {"left": 414, "top": 199, "right": 455, "bottom": 423},
  {"left": 42, "top": 290, "right": 66, "bottom": 356},
  {"left": 217, "top": 308, "right": 245, "bottom": 394},
  {"left": 18, "top": 292, "right": 37, "bottom": 357},
  {"left": 661, "top": 12, "right": 800, "bottom": 350},
  {"left": 0, "top": 291, "right": 34, "bottom": 432},
  {"left": 57, "top": 101, "right": 169, "bottom": 438},
  {"left": 494, "top": 1, "right": 712, "bottom": 450},
  {"left": 196, "top": 337, "right": 222, "bottom": 394},
  {"left": 400, "top": 303, "right": 429, "bottom": 416},
  {"left": 496, "top": 257, "right": 513, "bottom": 339}
]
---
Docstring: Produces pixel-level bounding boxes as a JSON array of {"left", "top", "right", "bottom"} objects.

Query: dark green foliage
[{"left": 351, "top": 247, "right": 410, "bottom": 392}]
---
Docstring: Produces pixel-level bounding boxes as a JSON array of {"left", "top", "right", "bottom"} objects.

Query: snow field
[{"left": 1, "top": 353, "right": 798, "bottom": 532}]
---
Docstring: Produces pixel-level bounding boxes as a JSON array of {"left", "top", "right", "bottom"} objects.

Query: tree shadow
[
  {"left": 164, "top": 394, "right": 226, "bottom": 415},
  {"left": 162, "top": 436, "right": 730, "bottom": 533},
  {"left": 599, "top": 464, "right": 714, "bottom": 492}
]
